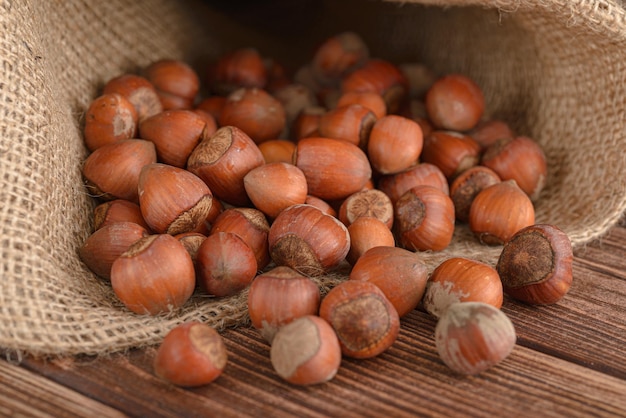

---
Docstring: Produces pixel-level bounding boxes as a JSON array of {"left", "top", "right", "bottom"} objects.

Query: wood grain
[{"left": 7, "top": 223, "right": 626, "bottom": 417}]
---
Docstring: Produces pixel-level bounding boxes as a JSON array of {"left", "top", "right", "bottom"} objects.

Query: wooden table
[{"left": 2, "top": 221, "right": 625, "bottom": 417}]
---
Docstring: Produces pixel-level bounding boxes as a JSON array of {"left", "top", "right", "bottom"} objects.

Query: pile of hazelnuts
[{"left": 78, "top": 32, "right": 574, "bottom": 387}]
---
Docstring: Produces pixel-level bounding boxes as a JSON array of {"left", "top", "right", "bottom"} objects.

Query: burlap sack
[{"left": 1, "top": 0, "right": 625, "bottom": 358}]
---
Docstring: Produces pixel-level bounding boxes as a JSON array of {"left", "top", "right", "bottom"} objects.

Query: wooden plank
[
  {"left": 0, "top": 359, "right": 125, "bottom": 418},
  {"left": 14, "top": 225, "right": 626, "bottom": 417},
  {"left": 21, "top": 312, "right": 626, "bottom": 418}
]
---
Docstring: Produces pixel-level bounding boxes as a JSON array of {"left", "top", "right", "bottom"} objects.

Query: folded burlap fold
[{"left": 1, "top": 0, "right": 624, "bottom": 357}]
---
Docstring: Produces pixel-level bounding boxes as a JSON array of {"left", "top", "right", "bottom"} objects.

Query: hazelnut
[
  {"left": 272, "top": 83, "right": 318, "bottom": 129},
  {"left": 349, "top": 246, "right": 427, "bottom": 317},
  {"left": 243, "top": 162, "right": 308, "bottom": 219},
  {"left": 319, "top": 280, "right": 400, "bottom": 359},
  {"left": 291, "top": 106, "right": 325, "bottom": 141},
  {"left": 469, "top": 180, "right": 535, "bottom": 245},
  {"left": 102, "top": 74, "right": 163, "bottom": 122},
  {"left": 187, "top": 126, "right": 265, "bottom": 206},
  {"left": 311, "top": 31, "right": 369, "bottom": 84},
  {"left": 336, "top": 91, "right": 386, "bottom": 119},
  {"left": 377, "top": 163, "right": 449, "bottom": 205},
  {"left": 346, "top": 217, "right": 395, "bottom": 265},
  {"left": 435, "top": 302, "right": 516, "bottom": 375},
  {"left": 318, "top": 104, "right": 377, "bottom": 148},
  {"left": 294, "top": 137, "right": 372, "bottom": 201},
  {"left": 219, "top": 88, "right": 286, "bottom": 144},
  {"left": 304, "top": 195, "right": 337, "bottom": 217},
  {"left": 367, "top": 115, "right": 423, "bottom": 175},
  {"left": 425, "top": 74, "right": 485, "bottom": 131},
  {"left": 137, "top": 163, "right": 214, "bottom": 235},
  {"left": 144, "top": 59, "right": 200, "bottom": 110},
  {"left": 82, "top": 139, "right": 157, "bottom": 203},
  {"left": 268, "top": 204, "right": 350, "bottom": 276},
  {"left": 209, "top": 207, "right": 271, "bottom": 270},
  {"left": 468, "top": 119, "right": 514, "bottom": 151},
  {"left": 270, "top": 315, "right": 342, "bottom": 385},
  {"left": 196, "top": 231, "right": 258, "bottom": 297},
  {"left": 78, "top": 221, "right": 149, "bottom": 279},
  {"left": 110, "top": 234, "right": 196, "bottom": 315},
  {"left": 449, "top": 166, "right": 501, "bottom": 223},
  {"left": 338, "top": 188, "right": 393, "bottom": 229},
  {"left": 138, "top": 109, "right": 207, "bottom": 168},
  {"left": 423, "top": 257, "right": 503, "bottom": 319},
  {"left": 93, "top": 199, "right": 150, "bottom": 231},
  {"left": 257, "top": 139, "right": 297, "bottom": 164},
  {"left": 496, "top": 224, "right": 573, "bottom": 304},
  {"left": 247, "top": 266, "right": 321, "bottom": 343},
  {"left": 341, "top": 59, "right": 408, "bottom": 114},
  {"left": 209, "top": 47, "right": 267, "bottom": 95},
  {"left": 420, "top": 131, "right": 481, "bottom": 180},
  {"left": 394, "top": 185, "right": 455, "bottom": 252},
  {"left": 154, "top": 322, "right": 227, "bottom": 387},
  {"left": 196, "top": 96, "right": 226, "bottom": 121},
  {"left": 481, "top": 136, "right": 548, "bottom": 201},
  {"left": 83, "top": 93, "right": 138, "bottom": 151},
  {"left": 399, "top": 62, "right": 436, "bottom": 99}
]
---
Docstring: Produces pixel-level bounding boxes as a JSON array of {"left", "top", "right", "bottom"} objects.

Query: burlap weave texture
[{"left": 1, "top": 0, "right": 625, "bottom": 357}]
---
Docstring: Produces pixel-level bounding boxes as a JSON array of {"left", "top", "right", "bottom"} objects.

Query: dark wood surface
[{"left": 2, "top": 222, "right": 626, "bottom": 418}]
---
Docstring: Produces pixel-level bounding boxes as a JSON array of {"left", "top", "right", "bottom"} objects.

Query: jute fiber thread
[{"left": 0, "top": 0, "right": 625, "bottom": 357}]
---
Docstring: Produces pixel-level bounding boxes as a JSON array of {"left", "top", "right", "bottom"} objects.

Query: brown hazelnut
[
  {"left": 83, "top": 93, "right": 138, "bottom": 151},
  {"left": 496, "top": 224, "right": 573, "bottom": 304}
]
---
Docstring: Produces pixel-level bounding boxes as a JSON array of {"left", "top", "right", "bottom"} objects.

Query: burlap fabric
[{"left": 1, "top": 0, "right": 625, "bottom": 358}]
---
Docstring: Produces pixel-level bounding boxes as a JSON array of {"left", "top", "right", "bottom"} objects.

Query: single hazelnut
[
  {"left": 219, "top": 88, "right": 286, "bottom": 144},
  {"left": 336, "top": 91, "right": 386, "bottom": 119},
  {"left": 423, "top": 257, "right": 503, "bottom": 319},
  {"left": 435, "top": 302, "right": 516, "bottom": 375},
  {"left": 209, "top": 207, "right": 271, "bottom": 270},
  {"left": 338, "top": 189, "right": 393, "bottom": 229},
  {"left": 187, "top": 126, "right": 265, "bottom": 206},
  {"left": 78, "top": 221, "right": 149, "bottom": 279},
  {"left": 93, "top": 199, "right": 150, "bottom": 231},
  {"left": 319, "top": 280, "right": 400, "bottom": 359},
  {"left": 137, "top": 163, "right": 213, "bottom": 235},
  {"left": 243, "top": 162, "right": 308, "bottom": 219},
  {"left": 346, "top": 217, "right": 395, "bottom": 265},
  {"left": 425, "top": 74, "right": 485, "bottom": 131},
  {"left": 468, "top": 119, "right": 514, "bottom": 151},
  {"left": 196, "top": 231, "right": 258, "bottom": 297},
  {"left": 481, "top": 136, "right": 548, "bottom": 201},
  {"left": 398, "top": 63, "right": 436, "bottom": 99},
  {"left": 196, "top": 96, "right": 226, "bottom": 121},
  {"left": 311, "top": 31, "right": 369, "bottom": 84},
  {"left": 209, "top": 47, "right": 267, "bottom": 95},
  {"left": 349, "top": 246, "right": 427, "bottom": 317},
  {"left": 257, "top": 139, "right": 297, "bottom": 164},
  {"left": 496, "top": 224, "right": 573, "bottom": 304},
  {"left": 102, "top": 73, "right": 163, "bottom": 122},
  {"left": 154, "top": 322, "right": 228, "bottom": 387},
  {"left": 394, "top": 185, "right": 455, "bottom": 252},
  {"left": 420, "top": 131, "right": 481, "bottom": 180},
  {"left": 449, "top": 166, "right": 501, "bottom": 223},
  {"left": 294, "top": 137, "right": 372, "bottom": 201},
  {"left": 268, "top": 204, "right": 350, "bottom": 276},
  {"left": 110, "top": 234, "right": 196, "bottom": 315},
  {"left": 291, "top": 106, "right": 325, "bottom": 141},
  {"left": 144, "top": 59, "right": 200, "bottom": 110},
  {"left": 367, "top": 115, "right": 423, "bottom": 175},
  {"left": 377, "top": 163, "right": 449, "bottom": 205},
  {"left": 83, "top": 93, "right": 138, "bottom": 151},
  {"left": 247, "top": 266, "right": 321, "bottom": 343},
  {"left": 469, "top": 180, "right": 535, "bottom": 245},
  {"left": 138, "top": 109, "right": 207, "bottom": 168},
  {"left": 270, "top": 315, "right": 342, "bottom": 385},
  {"left": 318, "top": 104, "right": 377, "bottom": 149},
  {"left": 341, "top": 59, "right": 408, "bottom": 114},
  {"left": 82, "top": 139, "right": 157, "bottom": 203}
]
